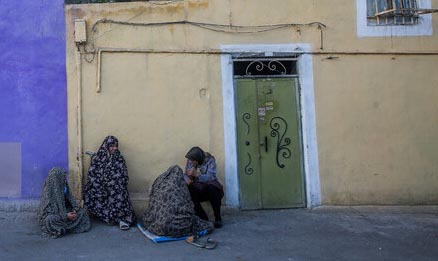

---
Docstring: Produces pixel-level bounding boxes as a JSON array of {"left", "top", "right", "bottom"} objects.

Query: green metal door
[{"left": 236, "top": 78, "right": 305, "bottom": 209}]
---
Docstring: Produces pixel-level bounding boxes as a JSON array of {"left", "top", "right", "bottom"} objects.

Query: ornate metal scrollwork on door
[
  {"left": 245, "top": 60, "right": 287, "bottom": 76},
  {"left": 242, "top": 113, "right": 251, "bottom": 135},
  {"left": 242, "top": 112, "right": 254, "bottom": 175},
  {"left": 233, "top": 58, "right": 297, "bottom": 77},
  {"left": 270, "top": 117, "right": 292, "bottom": 168},
  {"left": 244, "top": 152, "right": 254, "bottom": 175}
]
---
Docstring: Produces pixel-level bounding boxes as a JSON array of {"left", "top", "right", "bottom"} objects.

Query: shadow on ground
[{"left": 1, "top": 206, "right": 438, "bottom": 260}]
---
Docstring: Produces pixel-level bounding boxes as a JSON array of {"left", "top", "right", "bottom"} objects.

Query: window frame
[{"left": 357, "top": 0, "right": 432, "bottom": 37}]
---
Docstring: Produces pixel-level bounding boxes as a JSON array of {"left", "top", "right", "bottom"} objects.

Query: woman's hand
[{"left": 67, "top": 211, "right": 77, "bottom": 221}]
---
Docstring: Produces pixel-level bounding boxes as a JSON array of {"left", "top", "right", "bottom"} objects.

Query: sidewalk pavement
[{"left": 1, "top": 201, "right": 438, "bottom": 261}]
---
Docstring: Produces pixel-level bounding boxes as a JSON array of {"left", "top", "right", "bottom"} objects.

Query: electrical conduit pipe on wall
[{"left": 75, "top": 50, "right": 84, "bottom": 202}]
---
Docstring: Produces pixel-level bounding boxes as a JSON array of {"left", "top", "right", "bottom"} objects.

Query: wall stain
[
  {"left": 90, "top": 3, "right": 186, "bottom": 17},
  {"left": 188, "top": 0, "right": 209, "bottom": 9},
  {"left": 68, "top": 1, "right": 209, "bottom": 19},
  {"left": 168, "top": 24, "right": 175, "bottom": 34},
  {"left": 69, "top": 8, "right": 86, "bottom": 19}
]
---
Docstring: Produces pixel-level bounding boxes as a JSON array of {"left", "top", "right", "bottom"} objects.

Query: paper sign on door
[
  {"left": 258, "top": 107, "right": 266, "bottom": 116},
  {"left": 266, "top": 101, "right": 274, "bottom": 111}
]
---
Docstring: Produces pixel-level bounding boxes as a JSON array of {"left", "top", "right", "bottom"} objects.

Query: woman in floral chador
[
  {"left": 84, "top": 136, "right": 136, "bottom": 230},
  {"left": 38, "top": 167, "right": 91, "bottom": 238}
]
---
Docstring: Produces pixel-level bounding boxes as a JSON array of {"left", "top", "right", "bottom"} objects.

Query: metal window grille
[{"left": 366, "top": 0, "right": 419, "bottom": 25}]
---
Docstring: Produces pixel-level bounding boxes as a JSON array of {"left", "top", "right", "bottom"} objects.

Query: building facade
[
  {"left": 2, "top": 1, "right": 438, "bottom": 210},
  {"left": 64, "top": 0, "right": 438, "bottom": 209}
]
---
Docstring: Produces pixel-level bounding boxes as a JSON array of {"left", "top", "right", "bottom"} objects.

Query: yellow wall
[
  {"left": 315, "top": 55, "right": 438, "bottom": 204},
  {"left": 66, "top": 0, "right": 438, "bottom": 207}
]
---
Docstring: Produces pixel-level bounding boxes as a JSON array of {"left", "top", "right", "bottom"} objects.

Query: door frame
[{"left": 220, "top": 44, "right": 321, "bottom": 208}]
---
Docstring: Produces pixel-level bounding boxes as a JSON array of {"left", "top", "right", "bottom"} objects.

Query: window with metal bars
[{"left": 367, "top": 0, "right": 419, "bottom": 25}]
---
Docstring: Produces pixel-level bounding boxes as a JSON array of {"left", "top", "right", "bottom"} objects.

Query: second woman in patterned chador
[{"left": 83, "top": 136, "right": 136, "bottom": 230}]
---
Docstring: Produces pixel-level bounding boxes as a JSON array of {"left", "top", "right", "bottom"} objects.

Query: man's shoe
[{"left": 214, "top": 221, "right": 223, "bottom": 228}]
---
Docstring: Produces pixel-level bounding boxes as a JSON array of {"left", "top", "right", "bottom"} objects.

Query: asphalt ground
[{"left": 1, "top": 205, "right": 438, "bottom": 260}]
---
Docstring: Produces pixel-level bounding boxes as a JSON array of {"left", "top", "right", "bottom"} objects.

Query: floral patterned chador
[{"left": 84, "top": 136, "right": 136, "bottom": 226}]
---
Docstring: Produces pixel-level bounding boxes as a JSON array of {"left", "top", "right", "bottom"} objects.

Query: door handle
[{"left": 260, "top": 137, "right": 268, "bottom": 152}]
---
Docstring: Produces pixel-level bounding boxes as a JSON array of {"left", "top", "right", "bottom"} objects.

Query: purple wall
[{"left": 0, "top": 1, "right": 68, "bottom": 198}]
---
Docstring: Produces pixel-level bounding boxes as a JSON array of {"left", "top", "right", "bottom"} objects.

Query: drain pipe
[{"left": 75, "top": 49, "right": 84, "bottom": 201}]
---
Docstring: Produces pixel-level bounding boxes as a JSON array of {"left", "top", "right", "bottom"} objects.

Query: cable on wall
[
  {"left": 91, "top": 18, "right": 326, "bottom": 34},
  {"left": 80, "top": 18, "right": 327, "bottom": 62}
]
